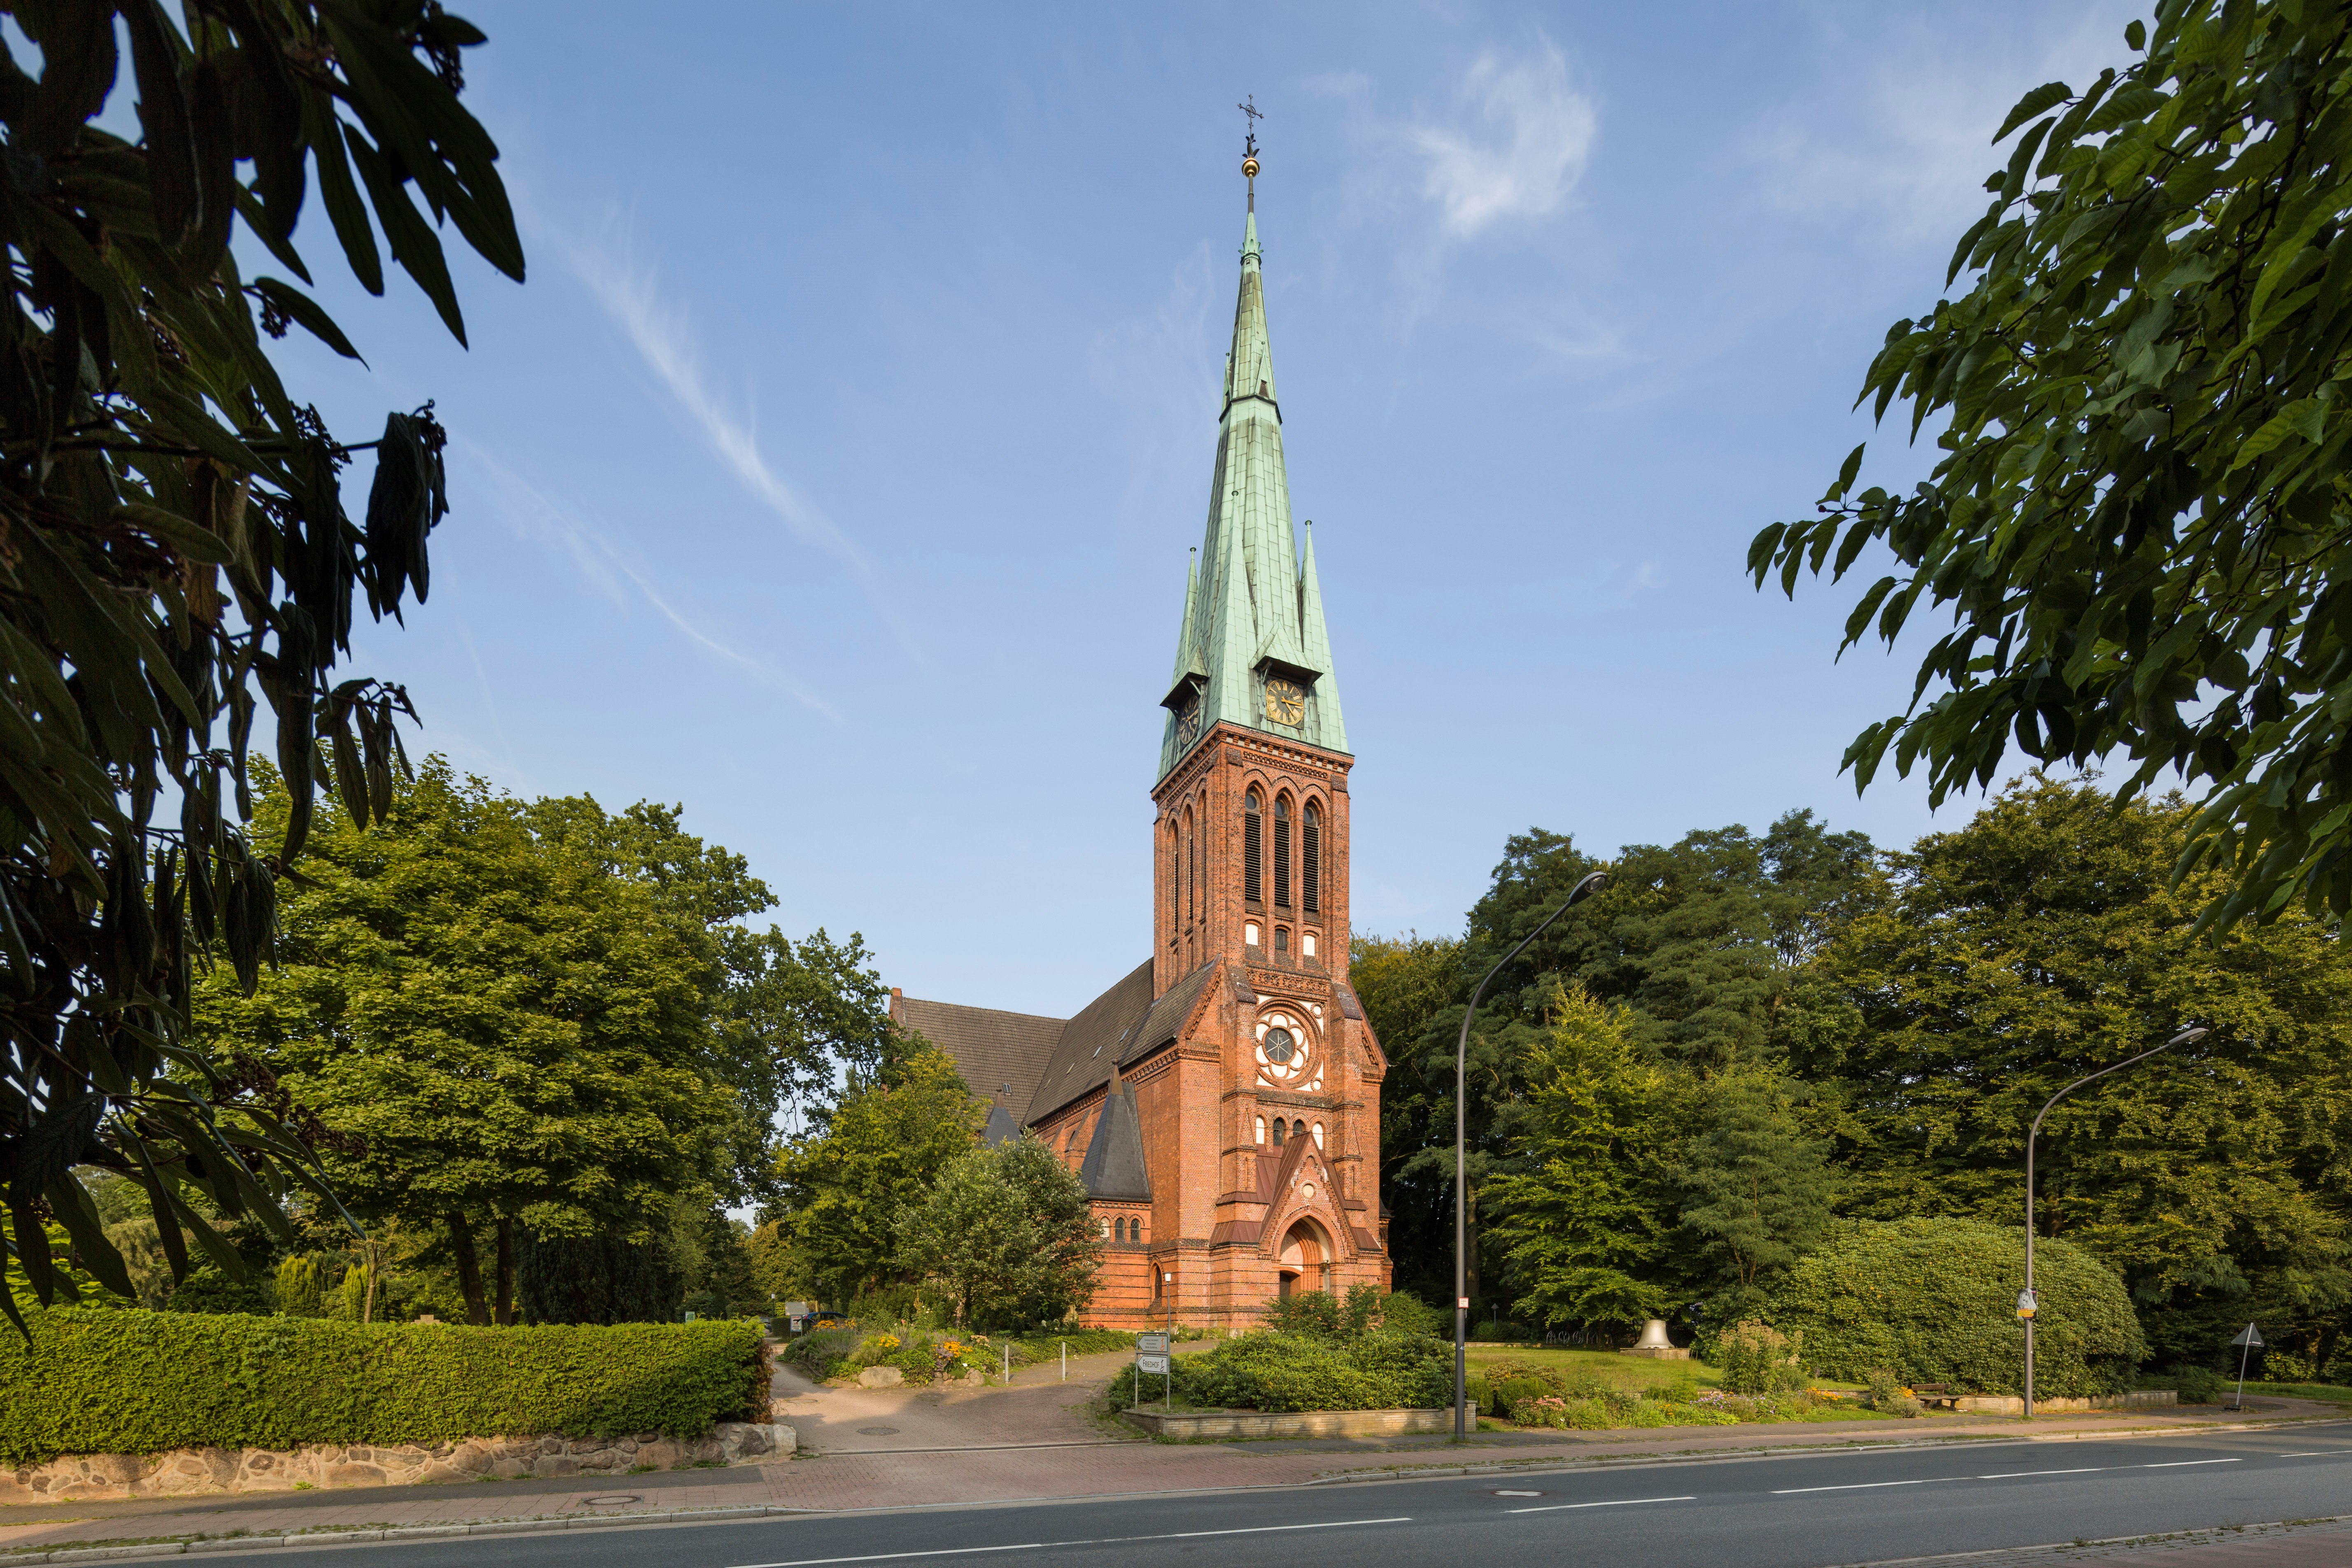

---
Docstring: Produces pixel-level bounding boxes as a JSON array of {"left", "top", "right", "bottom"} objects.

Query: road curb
[
  {"left": 4, "top": 1503, "right": 824, "bottom": 1565},
  {"left": 1294, "top": 1414, "right": 2352, "bottom": 1484}
]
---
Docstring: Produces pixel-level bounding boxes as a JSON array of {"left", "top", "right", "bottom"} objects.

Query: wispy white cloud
[
  {"left": 529, "top": 220, "right": 917, "bottom": 657},
  {"left": 1408, "top": 44, "right": 1598, "bottom": 239},
  {"left": 463, "top": 443, "right": 842, "bottom": 722},
  {"left": 1739, "top": 5, "right": 2141, "bottom": 242}
]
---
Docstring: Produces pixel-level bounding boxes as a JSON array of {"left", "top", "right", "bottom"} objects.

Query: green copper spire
[{"left": 1158, "top": 201, "right": 1349, "bottom": 780}]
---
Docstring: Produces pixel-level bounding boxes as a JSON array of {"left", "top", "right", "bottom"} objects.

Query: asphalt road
[{"left": 185, "top": 1424, "right": 2352, "bottom": 1568}]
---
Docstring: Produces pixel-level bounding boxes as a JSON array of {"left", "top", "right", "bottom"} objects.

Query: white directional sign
[
  {"left": 1137, "top": 1333, "right": 1170, "bottom": 1354},
  {"left": 1137, "top": 1354, "right": 1170, "bottom": 1375}
]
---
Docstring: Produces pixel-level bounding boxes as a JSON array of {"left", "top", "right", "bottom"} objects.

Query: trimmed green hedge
[
  {"left": 1110, "top": 1330, "right": 1450, "bottom": 1413},
  {"left": 1765, "top": 1217, "right": 2145, "bottom": 1397},
  {"left": 0, "top": 1308, "right": 767, "bottom": 1465}
]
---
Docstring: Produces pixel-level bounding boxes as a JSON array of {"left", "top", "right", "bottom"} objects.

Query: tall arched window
[
  {"left": 1273, "top": 794, "right": 1292, "bottom": 908},
  {"left": 1168, "top": 820, "right": 1180, "bottom": 932},
  {"left": 1311, "top": 1121, "right": 1325, "bottom": 1150},
  {"left": 1272, "top": 1117, "right": 1287, "bottom": 1148},
  {"left": 1254, "top": 1115, "right": 1266, "bottom": 1144},
  {"left": 1303, "top": 802, "right": 1321, "bottom": 915},
  {"left": 1181, "top": 806, "right": 1194, "bottom": 923},
  {"left": 1243, "top": 789, "right": 1263, "bottom": 904}
]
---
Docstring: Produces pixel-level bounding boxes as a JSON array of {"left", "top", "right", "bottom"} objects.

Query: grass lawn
[
  {"left": 1462, "top": 1344, "right": 1869, "bottom": 1394},
  {"left": 2247, "top": 1381, "right": 2352, "bottom": 1408}
]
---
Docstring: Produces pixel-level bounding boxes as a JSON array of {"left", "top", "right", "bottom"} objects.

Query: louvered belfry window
[
  {"left": 1273, "top": 795, "right": 1292, "bottom": 908},
  {"left": 1244, "top": 789, "right": 1263, "bottom": 904},
  {"left": 1303, "top": 802, "right": 1321, "bottom": 915}
]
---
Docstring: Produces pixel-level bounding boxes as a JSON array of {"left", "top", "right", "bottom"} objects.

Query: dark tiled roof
[
  {"left": 981, "top": 1104, "right": 1022, "bottom": 1147},
  {"left": 896, "top": 996, "right": 1065, "bottom": 1119},
  {"left": 1025, "top": 960, "right": 1219, "bottom": 1124},
  {"left": 1079, "top": 1086, "right": 1150, "bottom": 1200}
]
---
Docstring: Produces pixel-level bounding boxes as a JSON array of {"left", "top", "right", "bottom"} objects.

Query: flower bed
[{"left": 1471, "top": 1357, "right": 1899, "bottom": 1430}]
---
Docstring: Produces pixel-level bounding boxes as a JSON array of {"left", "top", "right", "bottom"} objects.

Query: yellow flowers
[{"left": 872, "top": 1333, "right": 902, "bottom": 1351}]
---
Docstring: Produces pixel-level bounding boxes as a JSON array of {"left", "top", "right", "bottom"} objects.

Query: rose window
[{"left": 1255, "top": 1010, "right": 1319, "bottom": 1090}]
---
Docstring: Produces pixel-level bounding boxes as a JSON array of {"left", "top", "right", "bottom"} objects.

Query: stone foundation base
[
  {"left": 1618, "top": 1346, "right": 1692, "bottom": 1359},
  {"left": 0, "top": 1422, "right": 793, "bottom": 1505},
  {"left": 1119, "top": 1407, "right": 1446, "bottom": 1440}
]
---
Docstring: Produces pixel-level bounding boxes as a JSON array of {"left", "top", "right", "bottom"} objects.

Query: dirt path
[{"left": 766, "top": 1340, "right": 1217, "bottom": 1452}]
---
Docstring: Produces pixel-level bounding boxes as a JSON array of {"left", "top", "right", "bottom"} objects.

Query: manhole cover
[
  {"left": 581, "top": 1495, "right": 641, "bottom": 1507},
  {"left": 856, "top": 1426, "right": 901, "bottom": 1436}
]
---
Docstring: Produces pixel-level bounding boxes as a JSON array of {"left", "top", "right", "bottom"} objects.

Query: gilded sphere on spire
[{"left": 1242, "top": 155, "right": 1260, "bottom": 178}]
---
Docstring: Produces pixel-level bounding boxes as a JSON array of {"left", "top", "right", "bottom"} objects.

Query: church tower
[{"left": 887, "top": 142, "right": 1388, "bottom": 1326}]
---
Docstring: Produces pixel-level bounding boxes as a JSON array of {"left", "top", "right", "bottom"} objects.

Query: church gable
[{"left": 890, "top": 993, "right": 1065, "bottom": 1124}]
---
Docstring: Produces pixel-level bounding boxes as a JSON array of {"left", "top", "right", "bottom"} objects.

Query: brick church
[{"left": 889, "top": 178, "right": 1390, "bottom": 1330}]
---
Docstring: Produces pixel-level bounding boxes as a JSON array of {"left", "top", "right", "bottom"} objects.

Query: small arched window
[
  {"left": 1272, "top": 1118, "right": 1287, "bottom": 1148},
  {"left": 1275, "top": 926, "right": 1289, "bottom": 956},
  {"left": 1254, "top": 1115, "right": 1266, "bottom": 1144},
  {"left": 1303, "top": 802, "right": 1321, "bottom": 915},
  {"left": 1312, "top": 1121, "right": 1325, "bottom": 1150},
  {"left": 1273, "top": 795, "right": 1292, "bottom": 908}
]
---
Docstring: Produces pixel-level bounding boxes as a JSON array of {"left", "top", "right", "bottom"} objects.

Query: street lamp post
[
  {"left": 1455, "top": 869, "right": 1611, "bottom": 1440},
  {"left": 2021, "top": 1024, "right": 2209, "bottom": 1418}
]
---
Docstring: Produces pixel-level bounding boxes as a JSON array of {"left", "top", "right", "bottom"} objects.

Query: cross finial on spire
[{"left": 1239, "top": 95, "right": 1262, "bottom": 210}]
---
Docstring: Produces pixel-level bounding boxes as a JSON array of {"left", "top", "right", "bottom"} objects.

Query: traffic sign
[
  {"left": 1137, "top": 1333, "right": 1170, "bottom": 1355},
  {"left": 1137, "top": 1354, "right": 1170, "bottom": 1375},
  {"left": 2232, "top": 1323, "right": 2264, "bottom": 1348},
  {"left": 2016, "top": 1289, "right": 2037, "bottom": 1319}
]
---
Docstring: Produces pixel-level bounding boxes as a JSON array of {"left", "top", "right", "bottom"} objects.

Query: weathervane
[{"left": 1239, "top": 95, "right": 1262, "bottom": 210}]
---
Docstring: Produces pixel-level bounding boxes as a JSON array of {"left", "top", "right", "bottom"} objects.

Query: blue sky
[{"left": 254, "top": 0, "right": 2144, "bottom": 1017}]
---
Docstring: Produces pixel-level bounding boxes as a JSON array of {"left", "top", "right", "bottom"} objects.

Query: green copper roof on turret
[{"left": 1158, "top": 200, "right": 1349, "bottom": 782}]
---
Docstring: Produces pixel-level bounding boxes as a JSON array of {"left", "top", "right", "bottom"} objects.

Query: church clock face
[
  {"left": 1177, "top": 697, "right": 1203, "bottom": 751},
  {"left": 1263, "top": 678, "right": 1305, "bottom": 727}
]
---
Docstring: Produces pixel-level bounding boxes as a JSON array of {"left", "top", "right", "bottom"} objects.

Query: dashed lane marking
[
  {"left": 726, "top": 1516, "right": 1415, "bottom": 1568},
  {"left": 1504, "top": 1495, "right": 1695, "bottom": 1514}
]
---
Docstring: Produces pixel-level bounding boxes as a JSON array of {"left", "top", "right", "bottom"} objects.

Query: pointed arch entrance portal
[{"left": 1277, "top": 1217, "right": 1332, "bottom": 1298}]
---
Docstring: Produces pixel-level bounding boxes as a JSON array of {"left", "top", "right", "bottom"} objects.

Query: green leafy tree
[
  {"left": 772, "top": 1041, "right": 982, "bottom": 1303},
  {"left": 196, "top": 760, "right": 734, "bottom": 1326},
  {"left": 275, "top": 1253, "right": 324, "bottom": 1317},
  {"left": 1485, "top": 984, "right": 1672, "bottom": 1332},
  {"left": 1796, "top": 774, "right": 2352, "bottom": 1367},
  {"left": 1671, "top": 1070, "right": 1836, "bottom": 1323},
  {"left": 1392, "top": 811, "right": 1875, "bottom": 1309},
  {"left": 1753, "top": 2, "right": 2352, "bottom": 934},
  {"left": 1350, "top": 931, "right": 1462, "bottom": 1298},
  {"left": 0, "top": 0, "right": 524, "bottom": 1330},
  {"left": 898, "top": 1135, "right": 1103, "bottom": 1329}
]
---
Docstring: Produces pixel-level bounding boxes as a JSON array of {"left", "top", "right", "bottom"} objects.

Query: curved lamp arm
[{"left": 1454, "top": 868, "right": 1610, "bottom": 1438}]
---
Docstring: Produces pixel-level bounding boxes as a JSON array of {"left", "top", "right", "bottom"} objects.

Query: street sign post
[
  {"left": 2230, "top": 1323, "right": 2264, "bottom": 1411},
  {"left": 1138, "top": 1332, "right": 1172, "bottom": 1410}
]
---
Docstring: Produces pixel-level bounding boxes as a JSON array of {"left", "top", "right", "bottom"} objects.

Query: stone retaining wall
[
  {"left": 1119, "top": 1407, "right": 1447, "bottom": 1440},
  {"left": 0, "top": 1422, "right": 794, "bottom": 1504},
  {"left": 1935, "top": 1389, "right": 2177, "bottom": 1415}
]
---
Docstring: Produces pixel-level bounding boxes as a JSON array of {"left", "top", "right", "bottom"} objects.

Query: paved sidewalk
[{"left": 2, "top": 1382, "right": 2343, "bottom": 1561}]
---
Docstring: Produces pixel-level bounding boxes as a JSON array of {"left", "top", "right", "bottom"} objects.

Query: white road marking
[
  {"left": 2142, "top": 1458, "right": 2242, "bottom": 1468},
  {"left": 1492, "top": 1490, "right": 1544, "bottom": 1496},
  {"left": 2278, "top": 1452, "right": 2350, "bottom": 1457},
  {"left": 727, "top": 1517, "right": 1415, "bottom": 1568},
  {"left": 1773, "top": 1478, "right": 1972, "bottom": 1495},
  {"left": 1506, "top": 1496, "right": 1695, "bottom": 1514},
  {"left": 1977, "top": 1468, "right": 2104, "bottom": 1479}
]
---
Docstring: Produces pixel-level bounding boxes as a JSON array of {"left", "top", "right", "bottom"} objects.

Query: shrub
[
  {"left": 0, "top": 1309, "right": 766, "bottom": 1465},
  {"left": 1765, "top": 1218, "right": 2144, "bottom": 1397},
  {"left": 1108, "top": 1329, "right": 1450, "bottom": 1413},
  {"left": 1714, "top": 1321, "right": 1808, "bottom": 1396},
  {"left": 2169, "top": 1365, "right": 2224, "bottom": 1404}
]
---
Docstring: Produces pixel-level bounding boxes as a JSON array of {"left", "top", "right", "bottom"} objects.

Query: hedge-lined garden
[{"left": 0, "top": 1309, "right": 767, "bottom": 1466}]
